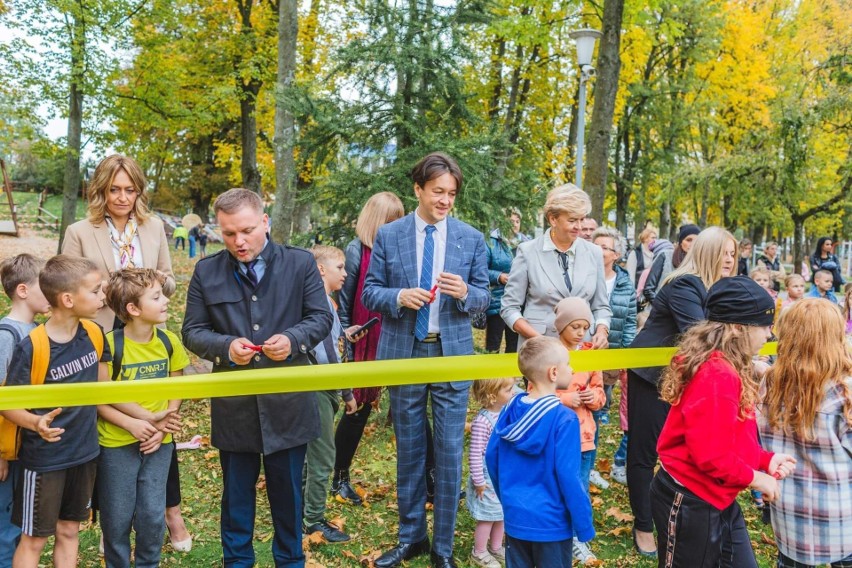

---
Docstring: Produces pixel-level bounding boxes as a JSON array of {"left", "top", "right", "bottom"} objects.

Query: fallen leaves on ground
[{"left": 605, "top": 506, "right": 634, "bottom": 523}]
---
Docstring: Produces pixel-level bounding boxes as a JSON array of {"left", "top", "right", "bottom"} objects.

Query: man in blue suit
[{"left": 363, "top": 152, "right": 490, "bottom": 568}]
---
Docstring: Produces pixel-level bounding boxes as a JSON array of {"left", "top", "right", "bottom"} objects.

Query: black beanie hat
[
  {"left": 704, "top": 276, "right": 775, "bottom": 327},
  {"left": 678, "top": 224, "right": 701, "bottom": 244}
]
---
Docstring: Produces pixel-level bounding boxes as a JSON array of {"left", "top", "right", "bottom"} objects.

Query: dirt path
[{"left": 0, "top": 228, "right": 60, "bottom": 261}]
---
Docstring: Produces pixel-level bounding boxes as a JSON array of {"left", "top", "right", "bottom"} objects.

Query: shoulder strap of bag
[
  {"left": 110, "top": 328, "right": 124, "bottom": 382},
  {"left": 111, "top": 327, "right": 173, "bottom": 381},
  {"left": 28, "top": 324, "right": 50, "bottom": 386}
]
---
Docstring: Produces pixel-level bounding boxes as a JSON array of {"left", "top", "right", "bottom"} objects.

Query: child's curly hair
[
  {"left": 471, "top": 377, "right": 517, "bottom": 409},
  {"left": 659, "top": 320, "right": 758, "bottom": 419}
]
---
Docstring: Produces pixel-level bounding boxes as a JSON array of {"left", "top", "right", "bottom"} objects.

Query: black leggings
[
  {"left": 334, "top": 403, "right": 373, "bottom": 472},
  {"left": 626, "top": 370, "right": 670, "bottom": 533},
  {"left": 166, "top": 442, "right": 181, "bottom": 508}
]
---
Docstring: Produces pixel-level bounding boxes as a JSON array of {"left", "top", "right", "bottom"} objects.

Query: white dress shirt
[{"left": 415, "top": 210, "right": 447, "bottom": 334}]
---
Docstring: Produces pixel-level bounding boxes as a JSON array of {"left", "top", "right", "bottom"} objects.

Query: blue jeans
[
  {"left": 188, "top": 236, "right": 197, "bottom": 258},
  {"left": 0, "top": 460, "right": 20, "bottom": 566},
  {"left": 220, "top": 445, "right": 308, "bottom": 567},
  {"left": 614, "top": 433, "right": 628, "bottom": 467},
  {"left": 98, "top": 443, "right": 173, "bottom": 568},
  {"left": 506, "top": 535, "right": 572, "bottom": 568}
]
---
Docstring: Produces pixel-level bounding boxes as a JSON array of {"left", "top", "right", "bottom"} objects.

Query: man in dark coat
[{"left": 182, "top": 188, "right": 332, "bottom": 568}]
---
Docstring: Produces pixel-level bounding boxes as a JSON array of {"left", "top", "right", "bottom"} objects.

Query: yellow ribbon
[{"left": 0, "top": 343, "right": 777, "bottom": 411}]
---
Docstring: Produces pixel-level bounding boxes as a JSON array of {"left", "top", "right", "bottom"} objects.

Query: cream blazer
[{"left": 62, "top": 215, "right": 176, "bottom": 332}]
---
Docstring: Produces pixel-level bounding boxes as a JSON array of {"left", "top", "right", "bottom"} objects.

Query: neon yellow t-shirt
[{"left": 97, "top": 328, "right": 190, "bottom": 448}]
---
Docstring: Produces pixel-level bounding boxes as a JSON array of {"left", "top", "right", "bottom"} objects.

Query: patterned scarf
[{"left": 106, "top": 214, "right": 139, "bottom": 269}]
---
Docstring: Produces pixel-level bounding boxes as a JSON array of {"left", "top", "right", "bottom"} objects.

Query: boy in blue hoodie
[{"left": 485, "top": 336, "right": 594, "bottom": 567}]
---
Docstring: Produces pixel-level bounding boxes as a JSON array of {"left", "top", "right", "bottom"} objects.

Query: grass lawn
[{"left": 0, "top": 239, "right": 782, "bottom": 567}]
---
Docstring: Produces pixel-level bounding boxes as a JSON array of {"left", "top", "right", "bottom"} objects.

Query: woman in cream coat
[
  {"left": 61, "top": 154, "right": 190, "bottom": 550},
  {"left": 62, "top": 154, "right": 175, "bottom": 331},
  {"left": 501, "top": 185, "right": 612, "bottom": 348}
]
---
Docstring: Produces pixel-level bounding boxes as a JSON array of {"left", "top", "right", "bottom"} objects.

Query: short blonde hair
[
  {"left": 544, "top": 184, "right": 591, "bottom": 222},
  {"left": 310, "top": 244, "right": 344, "bottom": 265},
  {"left": 105, "top": 268, "right": 167, "bottom": 323},
  {"left": 40, "top": 255, "right": 100, "bottom": 308},
  {"left": 517, "top": 336, "right": 568, "bottom": 385},
  {"left": 662, "top": 226, "right": 737, "bottom": 289},
  {"left": 87, "top": 155, "right": 150, "bottom": 225},
  {"left": 214, "top": 188, "right": 264, "bottom": 215},
  {"left": 638, "top": 227, "right": 658, "bottom": 245},
  {"left": 355, "top": 192, "right": 405, "bottom": 248},
  {"left": 750, "top": 267, "right": 771, "bottom": 280},
  {"left": 784, "top": 274, "right": 805, "bottom": 288},
  {"left": 471, "top": 377, "right": 516, "bottom": 409}
]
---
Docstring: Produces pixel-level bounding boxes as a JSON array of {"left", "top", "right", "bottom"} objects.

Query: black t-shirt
[{"left": 5, "top": 322, "right": 112, "bottom": 472}]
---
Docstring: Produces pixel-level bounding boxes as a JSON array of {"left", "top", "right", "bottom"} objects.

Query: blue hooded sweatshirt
[{"left": 485, "top": 393, "right": 595, "bottom": 543}]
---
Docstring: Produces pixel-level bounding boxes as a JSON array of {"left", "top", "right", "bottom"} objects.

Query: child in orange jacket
[
  {"left": 551, "top": 297, "right": 606, "bottom": 563},
  {"left": 552, "top": 297, "right": 606, "bottom": 489}
]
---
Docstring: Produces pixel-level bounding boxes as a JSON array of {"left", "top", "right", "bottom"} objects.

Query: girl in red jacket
[{"left": 651, "top": 277, "right": 796, "bottom": 567}]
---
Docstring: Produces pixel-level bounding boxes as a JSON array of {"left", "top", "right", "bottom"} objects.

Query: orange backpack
[{"left": 0, "top": 320, "right": 104, "bottom": 461}]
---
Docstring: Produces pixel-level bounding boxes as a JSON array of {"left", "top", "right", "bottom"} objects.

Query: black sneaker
[
  {"left": 304, "top": 519, "right": 350, "bottom": 543},
  {"left": 331, "top": 479, "right": 363, "bottom": 506},
  {"left": 761, "top": 504, "right": 772, "bottom": 525}
]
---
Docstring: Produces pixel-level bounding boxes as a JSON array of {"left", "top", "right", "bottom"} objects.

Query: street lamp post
[{"left": 569, "top": 28, "right": 602, "bottom": 188}]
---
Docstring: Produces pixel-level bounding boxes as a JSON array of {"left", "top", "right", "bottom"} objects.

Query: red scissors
[
  {"left": 429, "top": 284, "right": 439, "bottom": 304},
  {"left": 241, "top": 343, "right": 264, "bottom": 352}
]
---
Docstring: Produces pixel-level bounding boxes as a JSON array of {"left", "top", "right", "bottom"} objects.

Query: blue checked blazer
[{"left": 362, "top": 213, "right": 490, "bottom": 360}]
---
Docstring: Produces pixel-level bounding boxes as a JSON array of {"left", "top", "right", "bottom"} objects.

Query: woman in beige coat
[{"left": 61, "top": 154, "right": 190, "bottom": 550}]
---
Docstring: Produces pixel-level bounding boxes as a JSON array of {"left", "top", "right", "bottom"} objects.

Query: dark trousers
[
  {"left": 506, "top": 535, "right": 572, "bottom": 568},
  {"left": 626, "top": 370, "right": 670, "bottom": 532},
  {"left": 651, "top": 469, "right": 757, "bottom": 568},
  {"left": 485, "top": 314, "right": 519, "bottom": 353},
  {"left": 333, "top": 402, "right": 373, "bottom": 472},
  {"left": 219, "top": 445, "right": 308, "bottom": 567}
]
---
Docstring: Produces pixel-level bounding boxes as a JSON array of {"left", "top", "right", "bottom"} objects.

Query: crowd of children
[{"left": 1, "top": 232, "right": 851, "bottom": 568}]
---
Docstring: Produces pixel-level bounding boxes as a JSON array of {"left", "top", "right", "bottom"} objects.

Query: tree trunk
[
  {"left": 239, "top": 92, "right": 262, "bottom": 193},
  {"left": 584, "top": 0, "right": 624, "bottom": 220},
  {"left": 235, "top": 0, "right": 262, "bottom": 194},
  {"left": 58, "top": 11, "right": 85, "bottom": 253},
  {"left": 792, "top": 218, "right": 805, "bottom": 275},
  {"left": 271, "top": 0, "right": 298, "bottom": 244}
]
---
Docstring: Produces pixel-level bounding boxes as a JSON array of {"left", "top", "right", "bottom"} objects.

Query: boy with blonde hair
[
  {"left": 1, "top": 255, "right": 110, "bottom": 568},
  {"left": 97, "top": 268, "right": 188, "bottom": 568},
  {"left": 303, "top": 245, "right": 363, "bottom": 542},
  {"left": 486, "top": 336, "right": 594, "bottom": 567},
  {"left": 0, "top": 254, "right": 51, "bottom": 566}
]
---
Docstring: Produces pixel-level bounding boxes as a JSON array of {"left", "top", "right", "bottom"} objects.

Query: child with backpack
[
  {"left": 0, "top": 255, "right": 110, "bottom": 568},
  {"left": 0, "top": 254, "right": 51, "bottom": 567},
  {"left": 97, "top": 268, "right": 188, "bottom": 568}
]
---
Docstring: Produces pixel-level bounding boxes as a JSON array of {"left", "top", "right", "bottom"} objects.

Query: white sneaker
[
  {"left": 611, "top": 464, "right": 627, "bottom": 485},
  {"left": 572, "top": 540, "right": 597, "bottom": 564},
  {"left": 470, "top": 549, "right": 502, "bottom": 568},
  {"left": 589, "top": 469, "right": 610, "bottom": 489}
]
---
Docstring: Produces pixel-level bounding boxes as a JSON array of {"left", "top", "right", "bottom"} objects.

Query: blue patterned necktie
[
  {"left": 415, "top": 225, "right": 437, "bottom": 341},
  {"left": 243, "top": 259, "right": 259, "bottom": 288}
]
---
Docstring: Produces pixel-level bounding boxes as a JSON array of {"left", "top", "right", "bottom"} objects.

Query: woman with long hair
[
  {"left": 810, "top": 236, "right": 844, "bottom": 292},
  {"left": 62, "top": 155, "right": 191, "bottom": 551},
  {"left": 626, "top": 226, "right": 738, "bottom": 556},
  {"left": 333, "top": 191, "right": 405, "bottom": 504},
  {"left": 651, "top": 277, "right": 796, "bottom": 567},
  {"left": 758, "top": 299, "right": 852, "bottom": 568}
]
